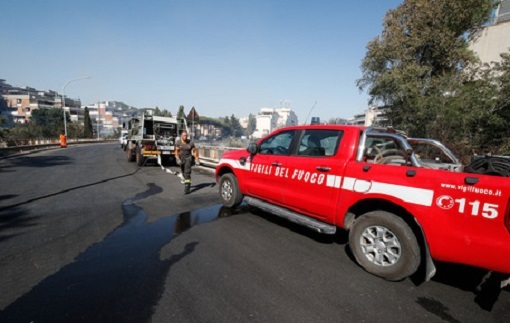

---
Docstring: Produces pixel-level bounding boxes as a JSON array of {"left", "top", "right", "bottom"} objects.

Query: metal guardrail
[
  {"left": 0, "top": 139, "right": 115, "bottom": 159},
  {"left": 196, "top": 145, "right": 243, "bottom": 167}
]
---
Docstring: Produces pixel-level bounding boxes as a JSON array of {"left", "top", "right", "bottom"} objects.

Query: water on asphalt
[{"left": 0, "top": 182, "right": 244, "bottom": 322}]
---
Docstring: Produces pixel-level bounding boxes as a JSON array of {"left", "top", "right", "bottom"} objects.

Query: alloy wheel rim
[{"left": 360, "top": 225, "right": 401, "bottom": 266}]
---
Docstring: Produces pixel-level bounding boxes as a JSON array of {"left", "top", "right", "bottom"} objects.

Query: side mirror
[{"left": 247, "top": 143, "right": 258, "bottom": 155}]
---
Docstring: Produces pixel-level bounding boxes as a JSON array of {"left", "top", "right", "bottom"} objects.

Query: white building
[
  {"left": 348, "top": 106, "right": 388, "bottom": 127},
  {"left": 469, "top": 0, "right": 510, "bottom": 65},
  {"left": 251, "top": 107, "right": 298, "bottom": 139},
  {"left": 239, "top": 116, "right": 249, "bottom": 129},
  {"left": 276, "top": 108, "right": 298, "bottom": 128}
]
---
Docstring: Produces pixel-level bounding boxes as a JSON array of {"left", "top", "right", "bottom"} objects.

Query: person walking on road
[{"left": 175, "top": 130, "right": 200, "bottom": 194}]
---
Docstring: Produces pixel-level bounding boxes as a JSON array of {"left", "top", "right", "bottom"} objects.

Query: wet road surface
[
  {"left": 0, "top": 144, "right": 509, "bottom": 322},
  {"left": 1, "top": 181, "right": 238, "bottom": 322}
]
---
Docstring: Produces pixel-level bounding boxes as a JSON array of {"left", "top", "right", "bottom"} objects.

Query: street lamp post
[
  {"left": 97, "top": 110, "right": 100, "bottom": 140},
  {"left": 62, "top": 76, "right": 91, "bottom": 137}
]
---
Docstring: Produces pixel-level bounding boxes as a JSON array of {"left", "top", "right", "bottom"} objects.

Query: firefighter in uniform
[{"left": 175, "top": 130, "right": 200, "bottom": 194}]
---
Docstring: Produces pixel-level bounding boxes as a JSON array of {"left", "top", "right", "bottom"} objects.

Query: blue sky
[{"left": 1, "top": 0, "right": 403, "bottom": 122}]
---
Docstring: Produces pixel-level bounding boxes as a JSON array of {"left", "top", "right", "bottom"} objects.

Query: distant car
[{"left": 120, "top": 134, "right": 128, "bottom": 149}]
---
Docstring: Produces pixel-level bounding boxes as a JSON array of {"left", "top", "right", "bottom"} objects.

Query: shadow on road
[
  {"left": 430, "top": 262, "right": 509, "bottom": 312},
  {"left": 0, "top": 165, "right": 145, "bottom": 213},
  {"left": 190, "top": 182, "right": 216, "bottom": 193},
  {"left": 0, "top": 183, "right": 241, "bottom": 322},
  {"left": 0, "top": 155, "right": 74, "bottom": 172},
  {"left": 0, "top": 207, "right": 37, "bottom": 243},
  {"left": 247, "top": 205, "right": 509, "bottom": 313}
]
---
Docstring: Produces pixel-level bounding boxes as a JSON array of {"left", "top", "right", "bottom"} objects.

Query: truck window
[
  {"left": 259, "top": 130, "right": 295, "bottom": 155},
  {"left": 297, "top": 130, "right": 343, "bottom": 157},
  {"left": 364, "top": 137, "right": 405, "bottom": 164}
]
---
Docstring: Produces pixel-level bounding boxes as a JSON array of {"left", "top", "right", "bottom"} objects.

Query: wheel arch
[
  {"left": 343, "top": 198, "right": 436, "bottom": 282},
  {"left": 216, "top": 165, "right": 241, "bottom": 186}
]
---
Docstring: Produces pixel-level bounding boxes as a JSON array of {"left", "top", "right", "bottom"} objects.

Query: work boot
[{"left": 184, "top": 182, "right": 191, "bottom": 195}]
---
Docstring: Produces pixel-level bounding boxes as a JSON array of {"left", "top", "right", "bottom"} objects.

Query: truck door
[
  {"left": 282, "top": 129, "right": 345, "bottom": 221},
  {"left": 246, "top": 130, "right": 297, "bottom": 205}
]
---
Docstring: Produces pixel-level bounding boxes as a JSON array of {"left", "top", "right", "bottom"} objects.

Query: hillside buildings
[
  {"left": 0, "top": 78, "right": 133, "bottom": 137},
  {"left": 0, "top": 79, "right": 81, "bottom": 126}
]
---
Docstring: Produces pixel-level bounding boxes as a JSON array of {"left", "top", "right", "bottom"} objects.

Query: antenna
[{"left": 304, "top": 101, "right": 317, "bottom": 124}]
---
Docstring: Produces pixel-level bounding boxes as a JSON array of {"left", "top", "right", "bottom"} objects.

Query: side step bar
[{"left": 244, "top": 196, "right": 337, "bottom": 234}]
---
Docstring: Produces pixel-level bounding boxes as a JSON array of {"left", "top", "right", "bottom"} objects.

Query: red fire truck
[{"left": 215, "top": 125, "right": 510, "bottom": 282}]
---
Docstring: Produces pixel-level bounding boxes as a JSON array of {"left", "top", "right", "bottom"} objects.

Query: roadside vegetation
[
  {"left": 0, "top": 104, "right": 253, "bottom": 146},
  {"left": 357, "top": 0, "right": 510, "bottom": 158}
]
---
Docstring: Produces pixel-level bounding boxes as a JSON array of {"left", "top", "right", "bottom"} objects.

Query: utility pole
[{"left": 62, "top": 76, "right": 91, "bottom": 136}]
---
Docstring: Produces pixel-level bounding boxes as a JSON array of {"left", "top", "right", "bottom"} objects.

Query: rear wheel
[
  {"left": 127, "top": 147, "right": 135, "bottom": 162},
  {"left": 136, "top": 147, "right": 145, "bottom": 166},
  {"left": 219, "top": 173, "right": 243, "bottom": 208},
  {"left": 349, "top": 211, "right": 420, "bottom": 281}
]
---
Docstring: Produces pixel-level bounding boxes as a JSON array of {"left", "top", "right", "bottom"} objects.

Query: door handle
[
  {"left": 316, "top": 166, "right": 331, "bottom": 172},
  {"left": 272, "top": 162, "right": 282, "bottom": 167},
  {"left": 465, "top": 177, "right": 479, "bottom": 185}
]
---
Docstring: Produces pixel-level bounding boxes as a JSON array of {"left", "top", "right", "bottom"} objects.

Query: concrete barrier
[{"left": 0, "top": 139, "right": 115, "bottom": 159}]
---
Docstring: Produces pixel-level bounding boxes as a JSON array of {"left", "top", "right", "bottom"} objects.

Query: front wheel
[
  {"left": 219, "top": 173, "right": 243, "bottom": 208},
  {"left": 349, "top": 211, "right": 421, "bottom": 281}
]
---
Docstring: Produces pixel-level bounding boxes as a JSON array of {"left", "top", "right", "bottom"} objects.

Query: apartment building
[
  {"left": 348, "top": 105, "right": 388, "bottom": 127},
  {"left": 469, "top": 0, "right": 510, "bottom": 65},
  {"left": 0, "top": 79, "right": 130, "bottom": 137},
  {"left": 0, "top": 79, "right": 80, "bottom": 125}
]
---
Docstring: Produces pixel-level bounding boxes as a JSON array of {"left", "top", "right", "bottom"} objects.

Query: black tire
[
  {"left": 127, "top": 147, "right": 135, "bottom": 162},
  {"left": 349, "top": 211, "right": 420, "bottom": 281},
  {"left": 219, "top": 173, "right": 243, "bottom": 208},
  {"left": 136, "top": 147, "right": 145, "bottom": 166}
]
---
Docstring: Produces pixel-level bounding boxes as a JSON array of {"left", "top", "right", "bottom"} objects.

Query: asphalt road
[{"left": 0, "top": 143, "right": 508, "bottom": 322}]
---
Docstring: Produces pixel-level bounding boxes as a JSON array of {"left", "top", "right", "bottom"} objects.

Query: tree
[
  {"left": 464, "top": 51, "right": 510, "bottom": 153},
  {"left": 229, "top": 114, "right": 243, "bottom": 137},
  {"left": 177, "top": 105, "right": 186, "bottom": 119},
  {"left": 161, "top": 109, "right": 172, "bottom": 117},
  {"left": 83, "top": 107, "right": 93, "bottom": 138},
  {"left": 152, "top": 106, "right": 173, "bottom": 117},
  {"left": 247, "top": 114, "right": 256, "bottom": 136},
  {"left": 221, "top": 115, "right": 232, "bottom": 136},
  {"left": 30, "top": 107, "right": 67, "bottom": 138},
  {"left": 357, "top": 0, "right": 498, "bottom": 154},
  {"left": 328, "top": 117, "right": 348, "bottom": 125}
]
